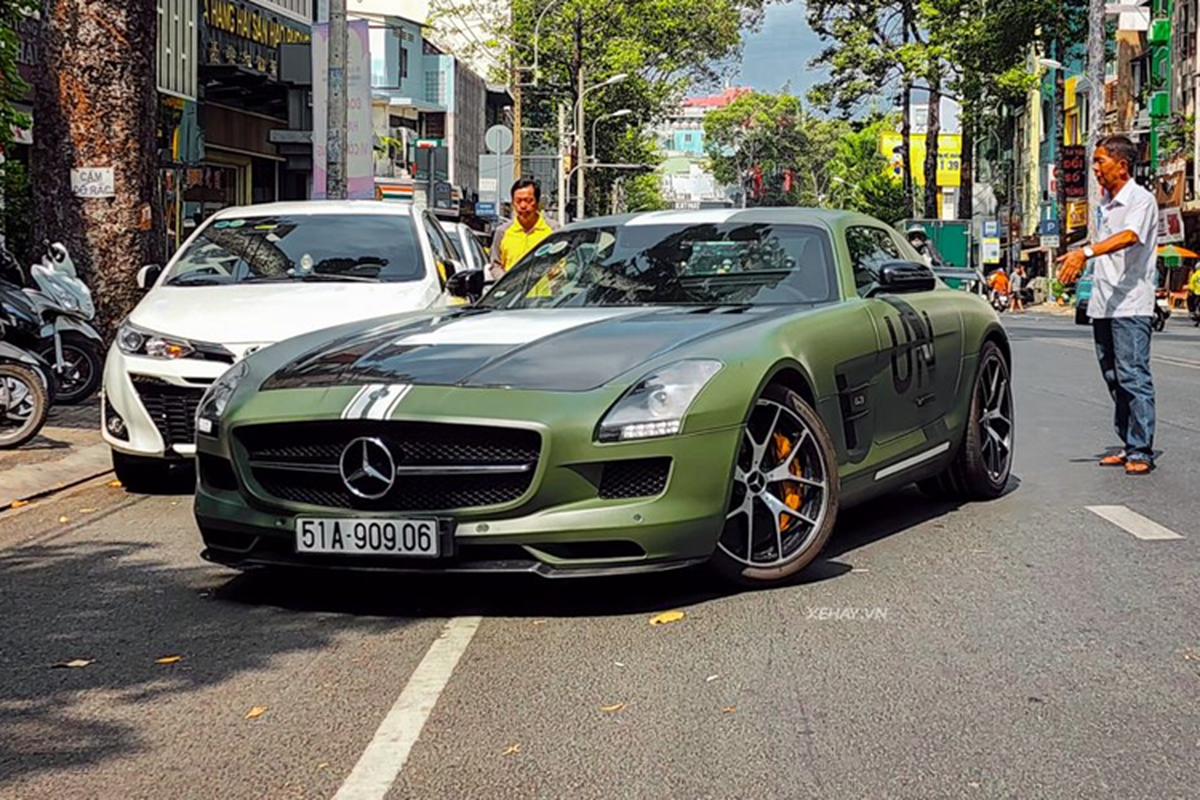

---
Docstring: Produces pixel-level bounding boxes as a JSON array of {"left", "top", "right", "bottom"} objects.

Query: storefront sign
[
  {"left": 1066, "top": 200, "right": 1088, "bottom": 232},
  {"left": 202, "top": 0, "right": 311, "bottom": 80},
  {"left": 71, "top": 168, "right": 115, "bottom": 198},
  {"left": 1159, "top": 206, "right": 1185, "bottom": 244},
  {"left": 878, "top": 132, "right": 963, "bottom": 188},
  {"left": 1040, "top": 235, "right": 1060, "bottom": 249},
  {"left": 982, "top": 238, "right": 1001, "bottom": 265},
  {"left": 1061, "top": 145, "right": 1087, "bottom": 199}
]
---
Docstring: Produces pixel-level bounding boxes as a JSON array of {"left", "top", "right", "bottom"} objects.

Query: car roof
[
  {"left": 571, "top": 207, "right": 882, "bottom": 231},
  {"left": 210, "top": 200, "right": 414, "bottom": 219}
]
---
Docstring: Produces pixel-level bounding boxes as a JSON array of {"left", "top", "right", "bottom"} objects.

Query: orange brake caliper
[{"left": 771, "top": 432, "right": 804, "bottom": 531}]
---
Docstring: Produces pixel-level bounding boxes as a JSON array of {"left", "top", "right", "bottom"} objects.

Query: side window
[
  {"left": 846, "top": 226, "right": 901, "bottom": 297},
  {"left": 421, "top": 214, "right": 456, "bottom": 287},
  {"left": 468, "top": 234, "right": 487, "bottom": 271}
]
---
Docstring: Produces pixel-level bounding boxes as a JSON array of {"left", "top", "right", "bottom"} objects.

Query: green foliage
[
  {"left": 1158, "top": 114, "right": 1194, "bottom": 164},
  {"left": 622, "top": 172, "right": 670, "bottom": 212},
  {"left": 1, "top": 157, "right": 33, "bottom": 263},
  {"left": 827, "top": 116, "right": 909, "bottom": 223},
  {"left": 703, "top": 92, "right": 850, "bottom": 207},
  {"left": 0, "top": 1, "right": 36, "bottom": 154}
]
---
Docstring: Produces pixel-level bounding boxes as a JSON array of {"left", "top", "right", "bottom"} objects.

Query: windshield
[
  {"left": 166, "top": 214, "right": 424, "bottom": 286},
  {"left": 480, "top": 223, "right": 836, "bottom": 309},
  {"left": 444, "top": 228, "right": 465, "bottom": 258}
]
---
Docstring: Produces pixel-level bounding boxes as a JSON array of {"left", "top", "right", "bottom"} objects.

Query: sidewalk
[{"left": 0, "top": 399, "right": 112, "bottom": 509}]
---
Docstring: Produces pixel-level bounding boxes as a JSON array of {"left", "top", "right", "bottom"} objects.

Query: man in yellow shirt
[
  {"left": 488, "top": 178, "right": 559, "bottom": 281},
  {"left": 1188, "top": 263, "right": 1200, "bottom": 319}
]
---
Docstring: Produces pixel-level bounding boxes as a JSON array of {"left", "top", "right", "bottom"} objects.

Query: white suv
[{"left": 101, "top": 200, "right": 463, "bottom": 490}]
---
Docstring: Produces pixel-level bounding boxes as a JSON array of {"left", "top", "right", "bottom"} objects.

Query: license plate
[{"left": 295, "top": 518, "right": 439, "bottom": 557}]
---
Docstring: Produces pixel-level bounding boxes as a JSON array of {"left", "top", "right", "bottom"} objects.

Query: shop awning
[{"left": 1157, "top": 244, "right": 1198, "bottom": 266}]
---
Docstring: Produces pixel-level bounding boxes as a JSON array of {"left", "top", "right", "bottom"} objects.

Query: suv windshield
[
  {"left": 480, "top": 223, "right": 836, "bottom": 309},
  {"left": 166, "top": 214, "right": 424, "bottom": 286}
]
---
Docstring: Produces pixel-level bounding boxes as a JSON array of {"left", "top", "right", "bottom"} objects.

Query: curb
[{"left": 0, "top": 443, "right": 114, "bottom": 512}]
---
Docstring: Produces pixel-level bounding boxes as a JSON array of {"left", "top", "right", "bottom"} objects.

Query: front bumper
[
  {"left": 101, "top": 345, "right": 232, "bottom": 459},
  {"left": 194, "top": 389, "right": 744, "bottom": 576}
]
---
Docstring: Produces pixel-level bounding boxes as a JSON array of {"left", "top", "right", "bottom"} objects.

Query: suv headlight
[
  {"left": 118, "top": 321, "right": 197, "bottom": 359},
  {"left": 596, "top": 360, "right": 723, "bottom": 442},
  {"left": 195, "top": 361, "right": 250, "bottom": 436}
]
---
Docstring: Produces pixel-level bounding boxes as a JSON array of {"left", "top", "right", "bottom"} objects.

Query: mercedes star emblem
[{"left": 339, "top": 437, "right": 396, "bottom": 500}]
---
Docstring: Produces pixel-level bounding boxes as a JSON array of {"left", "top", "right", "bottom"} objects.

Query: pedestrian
[
  {"left": 1188, "top": 261, "right": 1200, "bottom": 319},
  {"left": 489, "top": 178, "right": 559, "bottom": 282},
  {"left": 1055, "top": 134, "right": 1159, "bottom": 475},
  {"left": 1011, "top": 264, "right": 1026, "bottom": 312}
]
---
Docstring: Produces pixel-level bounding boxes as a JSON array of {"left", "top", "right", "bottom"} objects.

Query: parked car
[
  {"left": 440, "top": 221, "right": 489, "bottom": 272},
  {"left": 193, "top": 208, "right": 1013, "bottom": 587},
  {"left": 933, "top": 265, "right": 987, "bottom": 296},
  {"left": 102, "top": 201, "right": 462, "bottom": 491}
]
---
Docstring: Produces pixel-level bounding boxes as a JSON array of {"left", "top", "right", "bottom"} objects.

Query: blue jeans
[{"left": 1092, "top": 317, "right": 1156, "bottom": 462}]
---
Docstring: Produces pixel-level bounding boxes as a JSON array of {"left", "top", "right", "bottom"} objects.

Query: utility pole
[
  {"left": 1086, "top": 0, "right": 1105, "bottom": 242},
  {"left": 574, "top": 10, "right": 586, "bottom": 220},
  {"left": 327, "top": 0, "right": 348, "bottom": 200},
  {"left": 557, "top": 103, "right": 567, "bottom": 225},
  {"left": 1054, "top": 35, "right": 1067, "bottom": 259},
  {"left": 513, "top": 82, "right": 523, "bottom": 184}
]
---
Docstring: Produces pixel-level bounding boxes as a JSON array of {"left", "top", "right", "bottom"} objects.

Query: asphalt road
[{"left": 2, "top": 312, "right": 1198, "bottom": 800}]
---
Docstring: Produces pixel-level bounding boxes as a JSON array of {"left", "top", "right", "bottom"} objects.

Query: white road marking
[
  {"left": 333, "top": 617, "right": 482, "bottom": 800},
  {"left": 1086, "top": 506, "right": 1184, "bottom": 541},
  {"left": 874, "top": 442, "right": 951, "bottom": 481}
]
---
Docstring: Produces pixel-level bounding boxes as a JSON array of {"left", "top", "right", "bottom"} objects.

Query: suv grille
[
  {"left": 131, "top": 376, "right": 204, "bottom": 448},
  {"left": 237, "top": 421, "right": 541, "bottom": 512}
]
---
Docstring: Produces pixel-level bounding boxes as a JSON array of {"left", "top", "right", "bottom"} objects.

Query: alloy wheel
[
  {"left": 719, "top": 397, "right": 831, "bottom": 568},
  {"left": 978, "top": 353, "right": 1014, "bottom": 483}
]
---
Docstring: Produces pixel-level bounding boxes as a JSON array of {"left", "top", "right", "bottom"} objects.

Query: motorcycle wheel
[
  {"left": 42, "top": 332, "right": 103, "bottom": 405},
  {"left": 0, "top": 363, "right": 50, "bottom": 449}
]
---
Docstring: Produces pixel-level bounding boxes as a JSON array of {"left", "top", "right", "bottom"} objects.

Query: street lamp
[
  {"left": 592, "top": 108, "right": 633, "bottom": 160},
  {"left": 575, "top": 73, "right": 629, "bottom": 219}
]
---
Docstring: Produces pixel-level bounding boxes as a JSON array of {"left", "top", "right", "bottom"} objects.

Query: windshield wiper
[
  {"left": 168, "top": 276, "right": 227, "bottom": 286},
  {"left": 296, "top": 274, "right": 377, "bottom": 283}
]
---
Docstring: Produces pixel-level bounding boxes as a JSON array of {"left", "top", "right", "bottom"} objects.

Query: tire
[
  {"left": 112, "top": 450, "right": 180, "bottom": 493},
  {"left": 43, "top": 333, "right": 103, "bottom": 405},
  {"left": 919, "top": 341, "right": 1013, "bottom": 500},
  {"left": 0, "top": 364, "right": 50, "bottom": 449},
  {"left": 711, "top": 384, "right": 840, "bottom": 587}
]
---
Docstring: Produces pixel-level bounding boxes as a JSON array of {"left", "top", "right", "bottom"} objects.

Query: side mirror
[
  {"left": 445, "top": 269, "right": 484, "bottom": 301},
  {"left": 873, "top": 261, "right": 937, "bottom": 295},
  {"left": 137, "top": 264, "right": 163, "bottom": 290}
]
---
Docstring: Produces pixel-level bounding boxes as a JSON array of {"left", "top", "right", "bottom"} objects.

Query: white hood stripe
[{"left": 342, "top": 383, "right": 413, "bottom": 420}]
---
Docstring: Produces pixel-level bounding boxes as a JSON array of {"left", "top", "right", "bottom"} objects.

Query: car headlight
[
  {"left": 195, "top": 360, "right": 250, "bottom": 436},
  {"left": 118, "top": 321, "right": 197, "bottom": 359},
  {"left": 596, "top": 360, "right": 723, "bottom": 442}
]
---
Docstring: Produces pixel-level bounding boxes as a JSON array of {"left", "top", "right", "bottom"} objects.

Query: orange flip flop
[
  {"left": 1125, "top": 461, "right": 1154, "bottom": 475},
  {"left": 1099, "top": 453, "right": 1126, "bottom": 467}
]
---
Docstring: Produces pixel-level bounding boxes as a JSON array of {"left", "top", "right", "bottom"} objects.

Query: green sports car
[{"left": 193, "top": 209, "right": 1013, "bottom": 587}]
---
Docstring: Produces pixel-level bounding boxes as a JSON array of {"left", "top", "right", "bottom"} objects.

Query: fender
[
  {"left": 0, "top": 341, "right": 56, "bottom": 394},
  {"left": 53, "top": 315, "right": 104, "bottom": 342}
]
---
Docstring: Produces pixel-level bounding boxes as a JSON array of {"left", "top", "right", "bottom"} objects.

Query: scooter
[
  {"left": 990, "top": 289, "right": 1010, "bottom": 313},
  {"left": 5, "top": 241, "right": 103, "bottom": 404},
  {"left": 1153, "top": 288, "right": 1171, "bottom": 333},
  {"left": 0, "top": 317, "right": 53, "bottom": 450}
]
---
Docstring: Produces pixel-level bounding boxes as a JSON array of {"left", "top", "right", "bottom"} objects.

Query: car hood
[
  {"left": 261, "top": 305, "right": 782, "bottom": 392},
  {"left": 130, "top": 283, "right": 438, "bottom": 348}
]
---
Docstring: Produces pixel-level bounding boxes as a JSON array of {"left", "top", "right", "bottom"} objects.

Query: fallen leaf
[
  {"left": 52, "top": 659, "right": 94, "bottom": 669},
  {"left": 706, "top": 674, "right": 720, "bottom": 682},
  {"left": 968, "top": 782, "right": 981, "bottom": 789},
  {"left": 531, "top": 619, "right": 547, "bottom": 626},
  {"left": 502, "top": 744, "right": 521, "bottom": 756},
  {"left": 79, "top": 508, "right": 97, "bottom": 513},
  {"left": 722, "top": 705, "right": 736, "bottom": 714},
  {"left": 58, "top": 515, "right": 70, "bottom": 524},
  {"left": 649, "top": 610, "right": 685, "bottom": 626},
  {"left": 613, "top": 661, "right": 626, "bottom": 668},
  {"left": 245, "top": 706, "right": 268, "bottom": 720},
  {"left": 9, "top": 499, "right": 30, "bottom": 509},
  {"left": 600, "top": 702, "right": 627, "bottom": 713},
  {"left": 155, "top": 655, "right": 183, "bottom": 665},
  {"left": 107, "top": 480, "right": 123, "bottom": 488},
  {"left": 316, "top": 763, "right": 329, "bottom": 770}
]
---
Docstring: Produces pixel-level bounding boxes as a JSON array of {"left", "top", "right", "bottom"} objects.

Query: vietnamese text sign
[
  {"left": 1040, "top": 235, "right": 1060, "bottom": 249},
  {"left": 71, "top": 168, "right": 115, "bottom": 198},
  {"left": 312, "top": 19, "right": 373, "bottom": 200},
  {"left": 1061, "top": 145, "right": 1087, "bottom": 199},
  {"left": 982, "top": 237, "right": 1001, "bottom": 265}
]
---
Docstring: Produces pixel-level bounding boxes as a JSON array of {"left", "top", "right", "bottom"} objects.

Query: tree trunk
[
  {"left": 958, "top": 115, "right": 974, "bottom": 221},
  {"left": 1087, "top": 0, "right": 1107, "bottom": 242},
  {"left": 32, "top": 0, "right": 164, "bottom": 339},
  {"left": 923, "top": 79, "right": 942, "bottom": 219},
  {"left": 902, "top": 79, "right": 914, "bottom": 218}
]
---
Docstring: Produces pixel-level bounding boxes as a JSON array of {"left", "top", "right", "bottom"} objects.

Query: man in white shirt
[{"left": 1056, "top": 135, "right": 1158, "bottom": 474}]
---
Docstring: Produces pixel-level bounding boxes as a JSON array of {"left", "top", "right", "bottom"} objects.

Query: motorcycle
[
  {"left": 0, "top": 319, "right": 53, "bottom": 450},
  {"left": 990, "top": 289, "right": 1011, "bottom": 313},
  {"left": 3, "top": 241, "right": 103, "bottom": 404},
  {"left": 1153, "top": 288, "right": 1171, "bottom": 333}
]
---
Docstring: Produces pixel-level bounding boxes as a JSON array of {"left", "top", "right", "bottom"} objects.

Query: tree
[
  {"left": 0, "top": 1, "right": 36, "bottom": 157},
  {"left": 704, "top": 91, "right": 849, "bottom": 207},
  {"left": 432, "top": 0, "right": 769, "bottom": 215},
  {"left": 826, "top": 116, "right": 909, "bottom": 223},
  {"left": 32, "top": 0, "right": 163, "bottom": 337}
]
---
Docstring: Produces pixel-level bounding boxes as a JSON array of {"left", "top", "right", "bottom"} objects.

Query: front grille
[
  {"left": 131, "top": 376, "right": 204, "bottom": 448},
  {"left": 237, "top": 421, "right": 541, "bottom": 512},
  {"left": 598, "top": 458, "right": 672, "bottom": 499}
]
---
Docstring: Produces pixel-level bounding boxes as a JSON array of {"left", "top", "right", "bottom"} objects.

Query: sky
[{"left": 734, "top": 2, "right": 828, "bottom": 98}]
